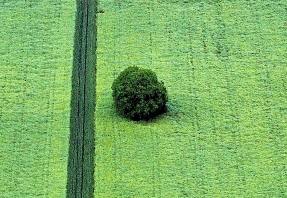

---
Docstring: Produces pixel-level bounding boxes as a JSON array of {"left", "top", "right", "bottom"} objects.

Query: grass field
[
  {"left": 95, "top": 0, "right": 287, "bottom": 197},
  {"left": 0, "top": 1, "right": 75, "bottom": 197}
]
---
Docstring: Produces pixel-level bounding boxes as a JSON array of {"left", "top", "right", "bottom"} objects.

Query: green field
[
  {"left": 95, "top": 0, "right": 287, "bottom": 197},
  {"left": 0, "top": 1, "right": 75, "bottom": 197},
  {"left": 1, "top": 0, "right": 287, "bottom": 197}
]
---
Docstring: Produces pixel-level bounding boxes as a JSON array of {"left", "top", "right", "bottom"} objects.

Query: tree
[{"left": 111, "top": 66, "right": 168, "bottom": 121}]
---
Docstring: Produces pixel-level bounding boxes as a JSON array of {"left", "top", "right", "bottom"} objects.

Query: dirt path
[{"left": 66, "top": 0, "right": 97, "bottom": 197}]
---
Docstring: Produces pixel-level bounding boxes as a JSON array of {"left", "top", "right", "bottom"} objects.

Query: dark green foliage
[
  {"left": 112, "top": 66, "right": 168, "bottom": 120},
  {"left": 67, "top": 0, "right": 97, "bottom": 197}
]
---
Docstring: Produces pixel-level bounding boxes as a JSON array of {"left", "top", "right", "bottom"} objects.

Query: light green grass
[
  {"left": 95, "top": 0, "right": 287, "bottom": 197},
  {"left": 0, "top": 1, "right": 75, "bottom": 197}
]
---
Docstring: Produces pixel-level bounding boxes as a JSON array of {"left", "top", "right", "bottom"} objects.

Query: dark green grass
[
  {"left": 0, "top": 0, "right": 75, "bottom": 197},
  {"left": 66, "top": 0, "right": 97, "bottom": 197},
  {"left": 95, "top": 0, "right": 287, "bottom": 197}
]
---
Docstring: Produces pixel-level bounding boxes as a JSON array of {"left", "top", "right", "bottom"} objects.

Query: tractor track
[{"left": 67, "top": 0, "right": 97, "bottom": 197}]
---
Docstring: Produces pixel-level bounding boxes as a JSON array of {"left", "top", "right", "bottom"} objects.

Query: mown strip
[{"left": 66, "top": 0, "right": 97, "bottom": 197}]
